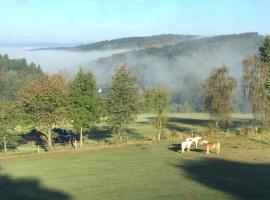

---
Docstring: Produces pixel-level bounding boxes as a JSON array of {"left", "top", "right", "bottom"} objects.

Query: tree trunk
[
  {"left": 215, "top": 119, "right": 219, "bottom": 128},
  {"left": 80, "top": 127, "right": 83, "bottom": 148},
  {"left": 118, "top": 127, "right": 122, "bottom": 143},
  {"left": 3, "top": 135, "right": 7, "bottom": 160},
  {"left": 47, "top": 128, "right": 52, "bottom": 150},
  {"left": 157, "top": 117, "right": 161, "bottom": 141}
]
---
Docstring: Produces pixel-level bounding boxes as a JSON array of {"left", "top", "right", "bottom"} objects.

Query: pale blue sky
[{"left": 0, "top": 0, "right": 269, "bottom": 44}]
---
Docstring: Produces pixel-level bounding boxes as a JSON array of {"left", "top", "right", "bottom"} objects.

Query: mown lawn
[{"left": 1, "top": 135, "right": 270, "bottom": 200}]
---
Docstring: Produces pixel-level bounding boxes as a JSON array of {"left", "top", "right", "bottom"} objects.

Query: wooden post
[
  {"left": 74, "top": 140, "right": 78, "bottom": 149},
  {"left": 48, "top": 128, "right": 52, "bottom": 150},
  {"left": 3, "top": 135, "right": 7, "bottom": 160},
  {"left": 80, "top": 127, "right": 83, "bottom": 148}
]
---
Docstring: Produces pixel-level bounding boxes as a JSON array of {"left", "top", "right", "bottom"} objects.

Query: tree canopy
[
  {"left": 70, "top": 68, "right": 99, "bottom": 148},
  {"left": 203, "top": 66, "right": 237, "bottom": 127},
  {"left": 107, "top": 64, "right": 141, "bottom": 142}
]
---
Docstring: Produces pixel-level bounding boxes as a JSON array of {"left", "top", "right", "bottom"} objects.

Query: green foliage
[
  {"left": 16, "top": 74, "right": 71, "bottom": 148},
  {"left": 144, "top": 87, "right": 170, "bottom": 114},
  {"left": 0, "top": 54, "right": 43, "bottom": 100},
  {"left": 107, "top": 64, "right": 141, "bottom": 135},
  {"left": 260, "top": 36, "right": 270, "bottom": 90},
  {"left": 0, "top": 100, "right": 20, "bottom": 146},
  {"left": 70, "top": 68, "right": 99, "bottom": 131},
  {"left": 144, "top": 87, "right": 170, "bottom": 139},
  {"left": 259, "top": 36, "right": 270, "bottom": 63},
  {"left": 203, "top": 66, "right": 237, "bottom": 126}
]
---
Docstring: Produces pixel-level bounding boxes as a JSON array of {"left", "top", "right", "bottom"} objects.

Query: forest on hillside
[
  {"left": 68, "top": 34, "right": 199, "bottom": 51},
  {"left": 0, "top": 55, "right": 43, "bottom": 99},
  {"left": 89, "top": 32, "right": 264, "bottom": 113}
]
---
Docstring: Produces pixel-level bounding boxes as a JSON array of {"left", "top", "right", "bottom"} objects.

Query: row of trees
[
  {"left": 0, "top": 63, "right": 171, "bottom": 158},
  {"left": 0, "top": 36, "right": 269, "bottom": 158}
]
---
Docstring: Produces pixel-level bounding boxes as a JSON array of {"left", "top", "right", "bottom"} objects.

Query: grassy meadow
[{"left": 1, "top": 113, "right": 270, "bottom": 200}]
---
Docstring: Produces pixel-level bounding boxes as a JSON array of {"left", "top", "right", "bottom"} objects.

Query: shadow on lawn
[
  {"left": 167, "top": 117, "right": 211, "bottom": 127},
  {"left": 87, "top": 127, "right": 113, "bottom": 141},
  {"left": 168, "top": 143, "right": 205, "bottom": 153},
  {"left": 175, "top": 158, "right": 270, "bottom": 200},
  {"left": 0, "top": 172, "right": 71, "bottom": 200}
]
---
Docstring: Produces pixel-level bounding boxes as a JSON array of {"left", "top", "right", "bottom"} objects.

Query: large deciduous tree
[
  {"left": 145, "top": 87, "right": 170, "bottom": 141},
  {"left": 107, "top": 64, "right": 141, "bottom": 142},
  {"left": 242, "top": 36, "right": 270, "bottom": 127},
  {"left": 203, "top": 66, "right": 237, "bottom": 127},
  {"left": 16, "top": 74, "right": 70, "bottom": 150},
  {"left": 70, "top": 68, "right": 99, "bottom": 148}
]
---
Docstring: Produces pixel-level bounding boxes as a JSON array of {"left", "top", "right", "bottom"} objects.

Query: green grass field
[
  {"left": 1, "top": 135, "right": 270, "bottom": 200},
  {"left": 1, "top": 113, "right": 270, "bottom": 200}
]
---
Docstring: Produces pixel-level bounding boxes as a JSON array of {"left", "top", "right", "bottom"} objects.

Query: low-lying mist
[{"left": 0, "top": 47, "right": 127, "bottom": 75}]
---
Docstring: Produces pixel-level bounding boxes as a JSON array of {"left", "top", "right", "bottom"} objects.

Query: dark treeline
[
  {"left": 0, "top": 54, "right": 43, "bottom": 99},
  {"left": 68, "top": 34, "right": 199, "bottom": 51}
]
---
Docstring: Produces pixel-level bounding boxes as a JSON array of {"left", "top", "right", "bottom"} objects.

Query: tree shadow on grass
[
  {"left": 166, "top": 123, "right": 192, "bottom": 132},
  {"left": 0, "top": 173, "right": 71, "bottom": 200},
  {"left": 175, "top": 158, "right": 270, "bottom": 200},
  {"left": 125, "top": 128, "right": 148, "bottom": 140},
  {"left": 167, "top": 117, "right": 212, "bottom": 127},
  {"left": 87, "top": 127, "right": 113, "bottom": 141},
  {"left": 168, "top": 143, "right": 205, "bottom": 153}
]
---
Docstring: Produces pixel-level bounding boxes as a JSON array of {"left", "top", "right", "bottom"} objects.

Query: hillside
[
  {"left": 68, "top": 34, "right": 199, "bottom": 51},
  {"left": 89, "top": 32, "right": 264, "bottom": 112},
  {"left": 0, "top": 54, "right": 43, "bottom": 99}
]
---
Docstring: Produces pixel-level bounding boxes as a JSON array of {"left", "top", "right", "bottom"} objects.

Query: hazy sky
[{"left": 0, "top": 0, "right": 269, "bottom": 44}]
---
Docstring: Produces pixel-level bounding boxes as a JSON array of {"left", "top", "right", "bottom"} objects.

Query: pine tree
[
  {"left": 70, "top": 68, "right": 99, "bottom": 148},
  {"left": 107, "top": 64, "right": 140, "bottom": 142}
]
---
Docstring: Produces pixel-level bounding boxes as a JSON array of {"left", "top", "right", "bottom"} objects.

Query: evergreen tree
[
  {"left": 70, "top": 68, "right": 99, "bottom": 148},
  {"left": 203, "top": 66, "right": 237, "bottom": 127},
  {"left": 259, "top": 36, "right": 270, "bottom": 90},
  {"left": 107, "top": 64, "right": 140, "bottom": 142},
  {"left": 145, "top": 87, "right": 170, "bottom": 141}
]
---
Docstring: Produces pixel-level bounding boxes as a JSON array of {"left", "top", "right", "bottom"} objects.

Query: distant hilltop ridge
[{"left": 61, "top": 34, "right": 201, "bottom": 51}]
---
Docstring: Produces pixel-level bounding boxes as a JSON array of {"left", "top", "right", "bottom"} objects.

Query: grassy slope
[{"left": 1, "top": 135, "right": 270, "bottom": 200}]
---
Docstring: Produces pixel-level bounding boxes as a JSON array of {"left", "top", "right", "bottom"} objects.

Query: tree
[
  {"left": 203, "top": 66, "right": 237, "bottom": 127},
  {"left": 70, "top": 69, "right": 99, "bottom": 148},
  {"left": 0, "top": 100, "right": 18, "bottom": 159},
  {"left": 16, "top": 74, "right": 70, "bottom": 150},
  {"left": 145, "top": 87, "right": 170, "bottom": 141},
  {"left": 259, "top": 36, "right": 270, "bottom": 90},
  {"left": 107, "top": 64, "right": 141, "bottom": 142},
  {"left": 242, "top": 36, "right": 270, "bottom": 127}
]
